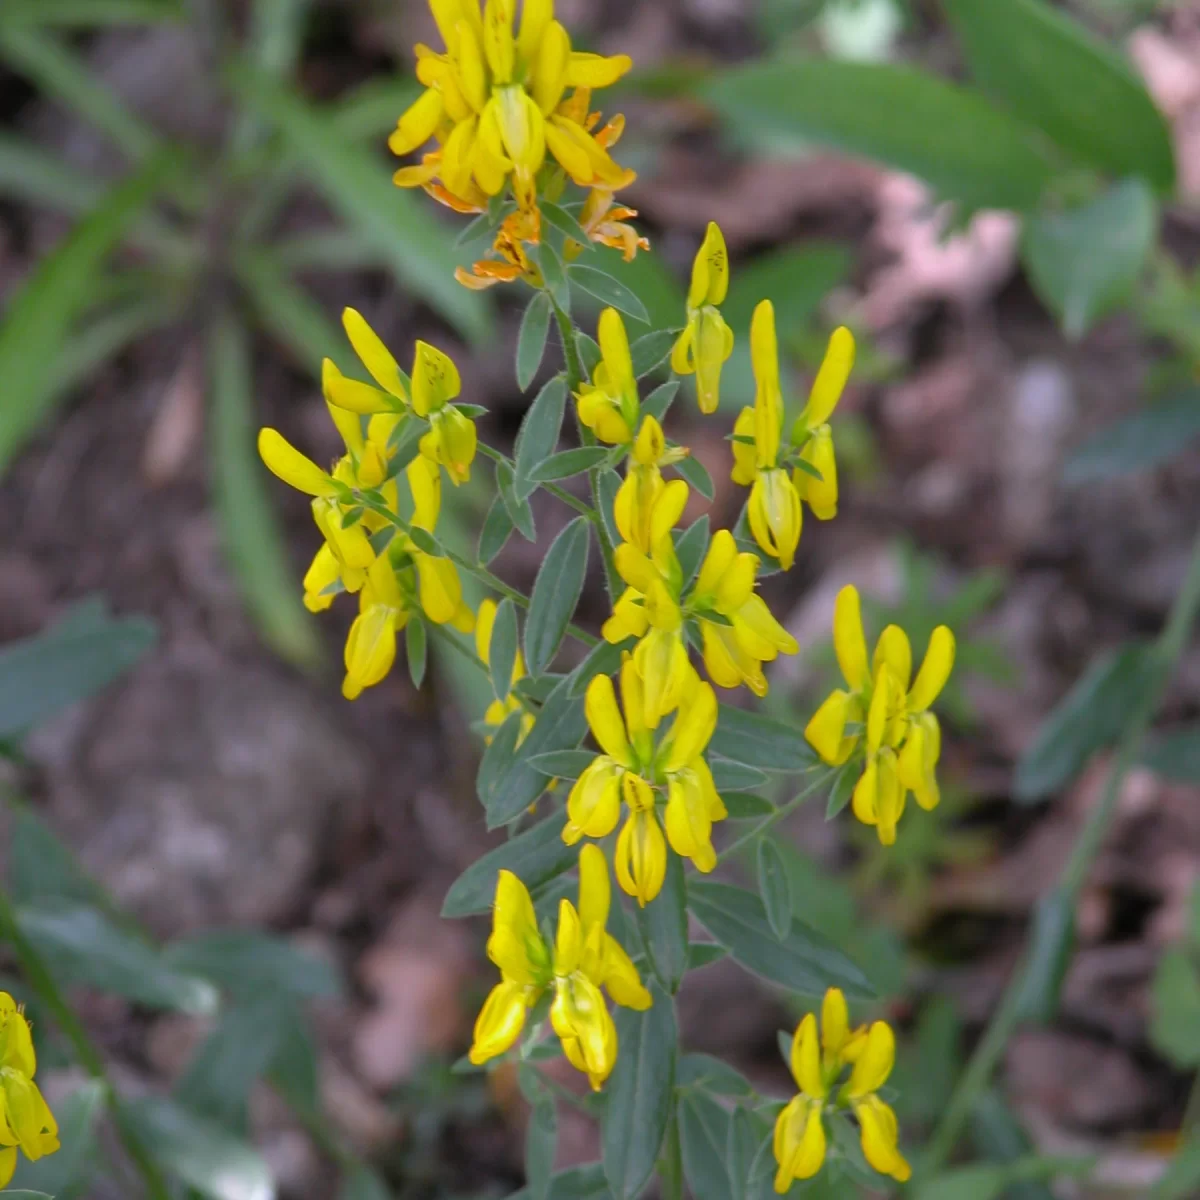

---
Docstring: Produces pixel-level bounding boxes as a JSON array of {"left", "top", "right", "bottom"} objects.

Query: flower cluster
[
  {"left": 249, "top": 0, "right": 955, "bottom": 1171},
  {"left": 774, "top": 988, "right": 910, "bottom": 1190},
  {"left": 805, "top": 585, "right": 955, "bottom": 844},
  {"left": 0, "top": 994, "right": 59, "bottom": 1185}
]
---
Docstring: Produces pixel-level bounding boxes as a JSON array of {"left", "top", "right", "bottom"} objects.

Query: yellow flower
[
  {"left": 0, "top": 993, "right": 59, "bottom": 1186},
  {"left": 671, "top": 221, "right": 734, "bottom": 415},
  {"left": 390, "top": 0, "right": 634, "bottom": 211},
  {"left": 804, "top": 584, "right": 955, "bottom": 844},
  {"left": 342, "top": 542, "right": 474, "bottom": 700},
  {"left": 325, "top": 308, "right": 477, "bottom": 486},
  {"left": 475, "top": 598, "right": 534, "bottom": 741},
  {"left": 731, "top": 300, "right": 802, "bottom": 570},
  {"left": 469, "top": 845, "right": 650, "bottom": 1090},
  {"left": 455, "top": 204, "right": 540, "bottom": 291},
  {"left": 688, "top": 529, "right": 799, "bottom": 698},
  {"left": 613, "top": 416, "right": 690, "bottom": 554},
  {"left": 569, "top": 185, "right": 649, "bottom": 262},
  {"left": 791, "top": 325, "right": 855, "bottom": 521},
  {"left": 774, "top": 989, "right": 909, "bottom": 1190},
  {"left": 576, "top": 307, "right": 640, "bottom": 446},
  {"left": 565, "top": 660, "right": 727, "bottom": 904}
]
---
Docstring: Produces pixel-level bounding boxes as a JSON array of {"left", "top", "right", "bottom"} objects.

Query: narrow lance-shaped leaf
[
  {"left": 635, "top": 852, "right": 688, "bottom": 994},
  {"left": 517, "top": 291, "right": 553, "bottom": 391},
  {"left": 524, "top": 517, "right": 590, "bottom": 677},
  {"left": 488, "top": 598, "right": 519, "bottom": 703},
  {"left": 757, "top": 837, "right": 793, "bottom": 941},
  {"left": 568, "top": 264, "right": 650, "bottom": 324},
  {"left": 514, "top": 376, "right": 568, "bottom": 502}
]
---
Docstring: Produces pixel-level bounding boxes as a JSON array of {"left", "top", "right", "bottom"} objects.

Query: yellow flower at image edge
[
  {"left": 774, "top": 988, "right": 909, "bottom": 1191},
  {"left": 0, "top": 993, "right": 59, "bottom": 1184},
  {"left": 469, "top": 845, "right": 650, "bottom": 1090},
  {"left": 390, "top": 0, "right": 635, "bottom": 210}
]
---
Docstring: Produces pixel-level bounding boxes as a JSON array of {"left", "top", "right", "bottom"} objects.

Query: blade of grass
[
  {"left": 227, "top": 61, "right": 491, "bottom": 344},
  {"left": 0, "top": 148, "right": 180, "bottom": 476},
  {"left": 237, "top": 248, "right": 358, "bottom": 377},
  {"left": 232, "top": 0, "right": 311, "bottom": 155},
  {"left": 331, "top": 77, "right": 422, "bottom": 141},
  {"left": 0, "top": 0, "right": 184, "bottom": 24},
  {"left": 207, "top": 308, "right": 321, "bottom": 669},
  {"left": 271, "top": 228, "right": 377, "bottom": 272}
]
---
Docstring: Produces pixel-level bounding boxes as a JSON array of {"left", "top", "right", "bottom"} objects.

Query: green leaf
[
  {"left": 642, "top": 380, "right": 680, "bottom": 423},
  {"left": 688, "top": 880, "right": 874, "bottom": 999},
  {"left": 1150, "top": 949, "right": 1200, "bottom": 1068},
  {"left": 8, "top": 1079, "right": 104, "bottom": 1198},
  {"left": 825, "top": 760, "right": 858, "bottom": 820},
  {"left": 1014, "top": 642, "right": 1157, "bottom": 802},
  {"left": 535, "top": 243, "right": 570, "bottom": 310},
  {"left": 527, "top": 749, "right": 595, "bottom": 779},
  {"left": 722, "top": 244, "right": 852, "bottom": 336},
  {"left": 1021, "top": 179, "right": 1157, "bottom": 338},
  {"left": 1141, "top": 727, "right": 1200, "bottom": 781},
  {"left": 0, "top": 606, "right": 156, "bottom": 740},
  {"left": 479, "top": 494, "right": 515, "bottom": 564},
  {"left": 209, "top": 311, "right": 320, "bottom": 668},
  {"left": 1151, "top": 1135, "right": 1200, "bottom": 1200},
  {"left": 721, "top": 791, "right": 775, "bottom": 820},
  {"left": 178, "top": 998, "right": 292, "bottom": 1132},
  {"left": 540, "top": 199, "right": 591, "bottom": 244},
  {"left": 0, "top": 0, "right": 182, "bottom": 24},
  {"left": 629, "top": 329, "right": 680, "bottom": 378},
  {"left": 568, "top": 265, "right": 650, "bottom": 324},
  {"left": 673, "top": 454, "right": 715, "bottom": 501},
  {"left": 757, "top": 838, "right": 793, "bottom": 940},
  {"left": 1065, "top": 387, "right": 1200, "bottom": 483},
  {"left": 707, "top": 758, "right": 769, "bottom": 792},
  {"left": 686, "top": 942, "right": 729, "bottom": 971},
  {"left": 635, "top": 853, "right": 688, "bottom": 994},
  {"left": 162, "top": 930, "right": 341, "bottom": 1001},
  {"left": 496, "top": 457, "right": 537, "bottom": 542},
  {"left": 9, "top": 803, "right": 107, "bottom": 911},
  {"left": 18, "top": 902, "right": 218, "bottom": 1014},
  {"left": 338, "top": 1164, "right": 393, "bottom": 1200},
  {"left": 406, "top": 618, "right": 427, "bottom": 688},
  {"left": 227, "top": 63, "right": 489, "bottom": 343},
  {"left": 506, "top": 1164, "right": 610, "bottom": 1200},
  {"left": 126, "top": 1096, "right": 275, "bottom": 1200},
  {"left": 942, "top": 0, "right": 1175, "bottom": 191},
  {"left": 576, "top": 331, "right": 602, "bottom": 378},
  {"left": 488, "top": 598, "right": 520, "bottom": 704},
  {"left": 517, "top": 292, "right": 553, "bottom": 392},
  {"left": 728, "top": 1106, "right": 768, "bottom": 1200},
  {"left": 525, "top": 517, "right": 590, "bottom": 677},
  {"left": 706, "top": 59, "right": 1054, "bottom": 212},
  {"left": 601, "top": 986, "right": 676, "bottom": 1199},
  {"left": 678, "top": 1090, "right": 732, "bottom": 1200},
  {"left": 514, "top": 378, "right": 568, "bottom": 502},
  {"left": 914, "top": 1165, "right": 1006, "bottom": 1200},
  {"left": 676, "top": 1053, "right": 755, "bottom": 1097},
  {"left": 477, "top": 708, "right": 525, "bottom": 806},
  {"left": 1014, "top": 888, "right": 1074, "bottom": 1023},
  {"left": 528, "top": 446, "right": 612, "bottom": 482},
  {"left": 443, "top": 812, "right": 578, "bottom": 917},
  {"left": 0, "top": 148, "right": 177, "bottom": 476},
  {"left": 710, "top": 705, "right": 817, "bottom": 772},
  {"left": 518, "top": 1068, "right": 557, "bottom": 1200}
]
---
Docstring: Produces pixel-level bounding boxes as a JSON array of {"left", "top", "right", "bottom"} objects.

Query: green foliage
[
  {"left": 1150, "top": 886, "right": 1200, "bottom": 1068},
  {"left": 1140, "top": 726, "right": 1200, "bottom": 780},
  {"left": 1014, "top": 643, "right": 1157, "bottom": 802},
  {"left": 525, "top": 518, "right": 591, "bottom": 676},
  {"left": 709, "top": 706, "right": 817, "bottom": 771},
  {"left": 517, "top": 292, "right": 553, "bottom": 391},
  {"left": 1065, "top": 387, "right": 1200, "bottom": 482},
  {"left": 634, "top": 855, "right": 689, "bottom": 994},
  {"left": 1022, "top": 179, "right": 1157, "bottom": 338},
  {"left": 8, "top": 1080, "right": 104, "bottom": 1198}
]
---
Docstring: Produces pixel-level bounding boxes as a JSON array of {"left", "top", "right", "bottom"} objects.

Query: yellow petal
[
  {"left": 872, "top": 625, "right": 912, "bottom": 694},
  {"left": 258, "top": 428, "right": 335, "bottom": 496},
  {"left": 729, "top": 405, "right": 757, "bottom": 487},
  {"left": 516, "top": 0, "right": 552, "bottom": 66},
  {"left": 565, "top": 758, "right": 623, "bottom": 841},
  {"left": 434, "top": 406, "right": 477, "bottom": 483},
  {"left": 342, "top": 604, "right": 397, "bottom": 698},
  {"left": 0, "top": 997, "right": 36, "bottom": 1078},
  {"left": 773, "top": 1096, "right": 826, "bottom": 1191},
  {"left": 456, "top": 16, "right": 490, "bottom": 112},
  {"left": 832, "top": 584, "right": 868, "bottom": 691},
  {"left": 845, "top": 1020, "right": 896, "bottom": 1098},
  {"left": 804, "top": 325, "right": 855, "bottom": 428},
  {"left": 343, "top": 308, "right": 408, "bottom": 400},
  {"left": 303, "top": 543, "right": 341, "bottom": 613},
  {"left": 664, "top": 775, "right": 714, "bottom": 870},
  {"left": 530, "top": 18, "right": 570, "bottom": 114},
  {"left": 544, "top": 110, "right": 594, "bottom": 182},
  {"left": 851, "top": 759, "right": 877, "bottom": 827},
  {"left": 411, "top": 340, "right": 462, "bottom": 415},
  {"left": 388, "top": 87, "right": 445, "bottom": 156},
  {"left": 577, "top": 842, "right": 611, "bottom": 934},
  {"left": 804, "top": 689, "right": 852, "bottom": 765},
  {"left": 565, "top": 51, "right": 632, "bottom": 89},
  {"left": 694, "top": 528, "right": 737, "bottom": 599},
  {"left": 796, "top": 424, "right": 838, "bottom": 520},
  {"left": 554, "top": 897, "right": 584, "bottom": 975},
  {"left": 0, "top": 1147, "right": 14, "bottom": 1187},
  {"left": 854, "top": 1094, "right": 911, "bottom": 1182},
  {"left": 496, "top": 84, "right": 546, "bottom": 173},
  {"left": 475, "top": 597, "right": 497, "bottom": 664},
  {"left": 597, "top": 307, "right": 634, "bottom": 400},
  {"left": 323, "top": 358, "right": 395, "bottom": 418},
  {"left": 909, "top": 625, "right": 956, "bottom": 712},
  {"left": 482, "top": 0, "right": 516, "bottom": 84},
  {"left": 633, "top": 626, "right": 688, "bottom": 729},
  {"left": 663, "top": 681, "right": 717, "bottom": 772},
  {"left": 693, "top": 308, "right": 732, "bottom": 414},
  {"left": 750, "top": 300, "right": 780, "bottom": 427},
  {"left": 748, "top": 469, "right": 801, "bottom": 571},
  {"left": 789, "top": 1012, "right": 825, "bottom": 1098},
  {"left": 619, "top": 654, "right": 648, "bottom": 744},
  {"left": 821, "top": 987, "right": 850, "bottom": 1063},
  {"left": 671, "top": 322, "right": 694, "bottom": 376},
  {"left": 414, "top": 552, "right": 463, "bottom": 623},
  {"left": 585, "top": 674, "right": 633, "bottom": 765},
  {"left": 689, "top": 222, "right": 728, "bottom": 308},
  {"left": 600, "top": 932, "right": 653, "bottom": 1010},
  {"left": 406, "top": 452, "right": 442, "bottom": 533},
  {"left": 633, "top": 415, "right": 665, "bottom": 466},
  {"left": 614, "top": 809, "right": 666, "bottom": 906},
  {"left": 550, "top": 971, "right": 617, "bottom": 1087},
  {"left": 469, "top": 980, "right": 530, "bottom": 1064}
]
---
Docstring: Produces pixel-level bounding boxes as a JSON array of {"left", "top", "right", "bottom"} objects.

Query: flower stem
[
  {"left": 924, "top": 524, "right": 1200, "bottom": 1173},
  {"left": 475, "top": 442, "right": 597, "bottom": 522},
  {"left": 548, "top": 292, "right": 621, "bottom": 600},
  {"left": 0, "top": 882, "right": 172, "bottom": 1200},
  {"left": 716, "top": 767, "right": 834, "bottom": 864}
]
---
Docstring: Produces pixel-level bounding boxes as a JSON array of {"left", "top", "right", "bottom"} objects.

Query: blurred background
[{"left": 2, "top": 0, "right": 1200, "bottom": 1197}]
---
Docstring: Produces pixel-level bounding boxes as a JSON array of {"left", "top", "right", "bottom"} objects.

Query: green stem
[
  {"left": 532, "top": 1065, "right": 597, "bottom": 1118},
  {"left": 716, "top": 767, "right": 834, "bottom": 864},
  {"left": 548, "top": 293, "right": 621, "bottom": 600},
  {"left": 660, "top": 1102, "right": 685, "bottom": 1200},
  {"left": 475, "top": 442, "right": 597, "bottom": 522},
  {"left": 0, "top": 885, "right": 172, "bottom": 1200},
  {"left": 925, "top": 525, "right": 1200, "bottom": 1172}
]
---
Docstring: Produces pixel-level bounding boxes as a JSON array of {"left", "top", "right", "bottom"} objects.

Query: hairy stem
[
  {"left": 0, "top": 884, "right": 172, "bottom": 1200},
  {"left": 925, "top": 524, "right": 1200, "bottom": 1172}
]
